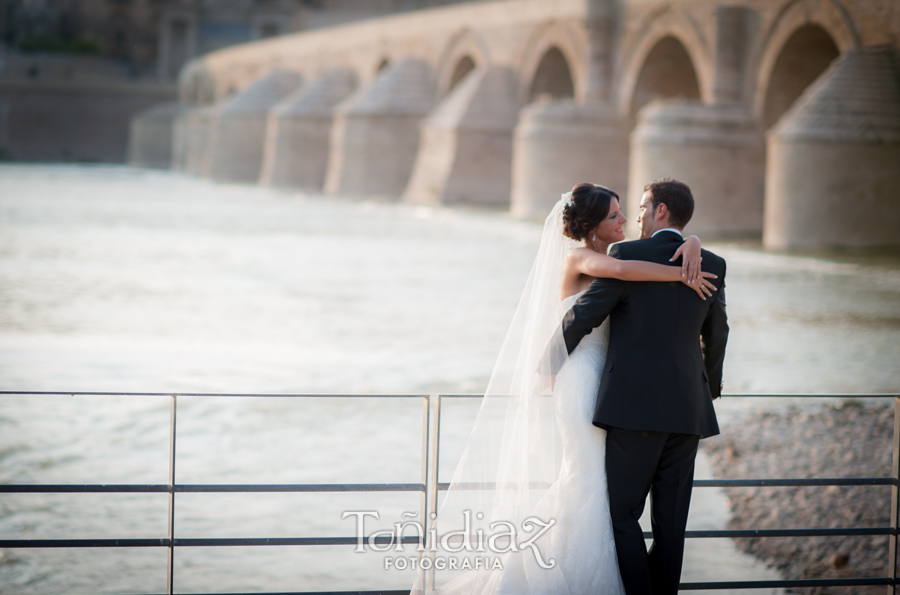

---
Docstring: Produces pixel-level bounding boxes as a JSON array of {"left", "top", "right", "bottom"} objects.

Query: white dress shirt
[{"left": 652, "top": 228, "right": 683, "bottom": 238}]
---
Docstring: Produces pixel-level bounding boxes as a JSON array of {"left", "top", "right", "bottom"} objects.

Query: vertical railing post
[
  {"left": 424, "top": 394, "right": 442, "bottom": 593},
  {"left": 167, "top": 394, "right": 177, "bottom": 595},
  {"left": 419, "top": 395, "right": 431, "bottom": 560},
  {"left": 889, "top": 396, "right": 900, "bottom": 595}
]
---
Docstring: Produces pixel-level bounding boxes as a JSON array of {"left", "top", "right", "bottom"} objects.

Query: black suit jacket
[{"left": 562, "top": 231, "right": 728, "bottom": 438}]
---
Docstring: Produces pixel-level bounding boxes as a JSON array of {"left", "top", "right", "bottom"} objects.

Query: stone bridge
[{"left": 128, "top": 0, "right": 900, "bottom": 249}]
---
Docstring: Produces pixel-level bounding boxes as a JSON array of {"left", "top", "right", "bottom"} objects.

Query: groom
[{"left": 561, "top": 178, "right": 728, "bottom": 594}]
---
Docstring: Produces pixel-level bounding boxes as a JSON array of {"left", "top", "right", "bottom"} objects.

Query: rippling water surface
[{"left": 1, "top": 165, "right": 898, "bottom": 593}]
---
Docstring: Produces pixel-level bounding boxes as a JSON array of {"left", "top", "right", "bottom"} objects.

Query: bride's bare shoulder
[
  {"left": 567, "top": 246, "right": 609, "bottom": 266},
  {"left": 567, "top": 246, "right": 594, "bottom": 261},
  {"left": 564, "top": 247, "right": 588, "bottom": 271}
]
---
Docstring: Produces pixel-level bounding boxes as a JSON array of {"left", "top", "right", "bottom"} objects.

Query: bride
[{"left": 409, "top": 184, "right": 715, "bottom": 595}]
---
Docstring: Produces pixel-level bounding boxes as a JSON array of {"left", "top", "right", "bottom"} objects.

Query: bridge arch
[
  {"left": 528, "top": 47, "right": 575, "bottom": 102},
  {"left": 754, "top": 0, "right": 858, "bottom": 124},
  {"left": 448, "top": 57, "right": 477, "bottom": 92},
  {"left": 518, "top": 21, "right": 586, "bottom": 105},
  {"left": 619, "top": 6, "right": 712, "bottom": 121},
  {"left": 625, "top": 35, "right": 702, "bottom": 128},
  {"left": 760, "top": 25, "right": 839, "bottom": 131},
  {"left": 437, "top": 29, "right": 489, "bottom": 98}
]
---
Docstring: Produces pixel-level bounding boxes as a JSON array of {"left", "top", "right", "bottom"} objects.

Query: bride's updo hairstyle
[{"left": 562, "top": 183, "right": 620, "bottom": 241}]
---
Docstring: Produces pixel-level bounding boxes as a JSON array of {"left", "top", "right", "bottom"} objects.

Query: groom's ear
[{"left": 654, "top": 202, "right": 669, "bottom": 226}]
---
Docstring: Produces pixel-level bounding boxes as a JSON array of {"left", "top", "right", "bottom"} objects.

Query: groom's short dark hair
[{"left": 643, "top": 178, "right": 694, "bottom": 229}]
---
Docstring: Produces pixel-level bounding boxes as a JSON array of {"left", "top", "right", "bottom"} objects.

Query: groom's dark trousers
[
  {"left": 560, "top": 231, "right": 728, "bottom": 595},
  {"left": 605, "top": 428, "right": 699, "bottom": 594}
]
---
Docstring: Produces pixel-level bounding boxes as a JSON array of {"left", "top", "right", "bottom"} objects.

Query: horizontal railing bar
[
  {"left": 169, "top": 591, "right": 412, "bottom": 595},
  {"left": 436, "top": 481, "right": 553, "bottom": 491},
  {"left": 2, "top": 391, "right": 894, "bottom": 400},
  {"left": 3, "top": 478, "right": 888, "bottom": 494},
  {"left": 0, "top": 535, "right": 422, "bottom": 548},
  {"left": 693, "top": 477, "right": 894, "bottom": 487},
  {"left": 0, "top": 483, "right": 426, "bottom": 494},
  {"left": 679, "top": 577, "right": 893, "bottom": 589},
  {"left": 0, "top": 484, "right": 169, "bottom": 493},
  {"left": 0, "top": 392, "right": 428, "bottom": 398},
  {"left": 134, "top": 587, "right": 898, "bottom": 595},
  {"left": 3, "top": 392, "right": 896, "bottom": 398},
  {"left": 661, "top": 527, "right": 893, "bottom": 538},
  {"left": 0, "top": 538, "right": 169, "bottom": 548},
  {"left": 177, "top": 483, "right": 425, "bottom": 493},
  {"left": 174, "top": 536, "right": 421, "bottom": 547},
  {"left": 435, "top": 393, "right": 900, "bottom": 399},
  {"left": 720, "top": 393, "right": 899, "bottom": 398},
  {"left": 71, "top": 586, "right": 900, "bottom": 595},
  {"left": 30, "top": 582, "right": 892, "bottom": 595},
  {"left": 436, "top": 477, "right": 895, "bottom": 491}
]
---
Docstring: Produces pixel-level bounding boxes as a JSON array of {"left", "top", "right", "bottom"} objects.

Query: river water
[{"left": 0, "top": 165, "right": 898, "bottom": 593}]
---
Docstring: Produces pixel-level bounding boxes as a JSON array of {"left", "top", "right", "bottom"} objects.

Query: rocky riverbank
[{"left": 703, "top": 399, "right": 894, "bottom": 594}]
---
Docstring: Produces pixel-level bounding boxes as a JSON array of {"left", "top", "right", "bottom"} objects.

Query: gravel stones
[{"left": 704, "top": 400, "right": 894, "bottom": 594}]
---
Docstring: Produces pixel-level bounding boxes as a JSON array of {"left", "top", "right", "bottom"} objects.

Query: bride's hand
[
  {"left": 683, "top": 271, "right": 718, "bottom": 300},
  {"left": 670, "top": 235, "right": 702, "bottom": 282}
]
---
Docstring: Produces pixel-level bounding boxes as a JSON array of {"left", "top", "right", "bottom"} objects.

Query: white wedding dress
[
  {"left": 430, "top": 292, "right": 624, "bottom": 595},
  {"left": 484, "top": 292, "right": 623, "bottom": 595},
  {"left": 411, "top": 197, "right": 625, "bottom": 595}
]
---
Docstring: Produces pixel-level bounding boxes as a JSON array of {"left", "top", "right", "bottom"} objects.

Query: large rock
[
  {"left": 259, "top": 68, "right": 357, "bottom": 189},
  {"left": 627, "top": 100, "right": 764, "bottom": 238},
  {"left": 511, "top": 100, "right": 627, "bottom": 219},
  {"left": 324, "top": 59, "right": 435, "bottom": 198},
  {"left": 764, "top": 46, "right": 900, "bottom": 249},
  {"left": 403, "top": 66, "right": 518, "bottom": 206},
  {"left": 206, "top": 70, "right": 302, "bottom": 183}
]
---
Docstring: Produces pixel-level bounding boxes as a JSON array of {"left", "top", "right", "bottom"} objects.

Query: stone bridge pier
[
  {"left": 627, "top": 7, "right": 764, "bottom": 238},
  {"left": 325, "top": 58, "right": 436, "bottom": 198},
  {"left": 129, "top": 0, "right": 900, "bottom": 249},
  {"left": 405, "top": 65, "right": 519, "bottom": 206},
  {"left": 764, "top": 46, "right": 900, "bottom": 249},
  {"left": 260, "top": 68, "right": 358, "bottom": 190},
  {"left": 207, "top": 70, "right": 302, "bottom": 183}
]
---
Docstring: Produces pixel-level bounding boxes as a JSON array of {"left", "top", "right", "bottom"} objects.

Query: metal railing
[{"left": 0, "top": 391, "right": 897, "bottom": 594}]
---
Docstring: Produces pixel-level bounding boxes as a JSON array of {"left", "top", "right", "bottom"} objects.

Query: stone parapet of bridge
[{"left": 128, "top": 0, "right": 900, "bottom": 249}]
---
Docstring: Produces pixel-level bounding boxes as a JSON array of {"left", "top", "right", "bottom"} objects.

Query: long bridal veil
[{"left": 410, "top": 196, "right": 580, "bottom": 594}]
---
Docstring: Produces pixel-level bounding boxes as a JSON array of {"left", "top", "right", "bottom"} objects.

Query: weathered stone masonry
[{"left": 130, "top": 0, "right": 900, "bottom": 249}]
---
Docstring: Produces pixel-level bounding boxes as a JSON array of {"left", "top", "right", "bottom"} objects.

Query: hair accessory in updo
[{"left": 562, "top": 191, "right": 574, "bottom": 207}]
